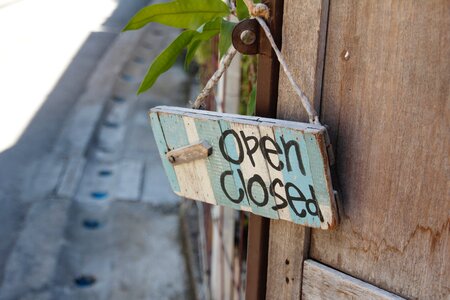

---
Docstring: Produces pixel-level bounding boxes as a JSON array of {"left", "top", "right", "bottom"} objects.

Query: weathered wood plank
[
  {"left": 311, "top": 1, "right": 450, "bottom": 298},
  {"left": 194, "top": 116, "right": 239, "bottom": 208},
  {"left": 266, "top": 0, "right": 330, "bottom": 297},
  {"left": 149, "top": 112, "right": 180, "bottom": 193},
  {"left": 182, "top": 116, "right": 216, "bottom": 205},
  {"left": 258, "top": 125, "right": 292, "bottom": 221},
  {"left": 150, "top": 106, "right": 336, "bottom": 227},
  {"left": 273, "top": 127, "right": 319, "bottom": 227},
  {"left": 218, "top": 119, "right": 253, "bottom": 212},
  {"left": 229, "top": 120, "right": 279, "bottom": 219},
  {"left": 266, "top": 220, "right": 311, "bottom": 300},
  {"left": 158, "top": 112, "right": 200, "bottom": 200},
  {"left": 303, "top": 131, "right": 338, "bottom": 229},
  {"left": 302, "top": 260, "right": 405, "bottom": 300}
]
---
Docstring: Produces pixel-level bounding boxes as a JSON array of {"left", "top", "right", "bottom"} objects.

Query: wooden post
[
  {"left": 245, "top": 0, "right": 284, "bottom": 299},
  {"left": 265, "top": 0, "right": 330, "bottom": 299}
]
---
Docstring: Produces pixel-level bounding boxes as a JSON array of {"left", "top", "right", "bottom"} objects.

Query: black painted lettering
[
  {"left": 260, "top": 136, "right": 284, "bottom": 171},
  {"left": 285, "top": 182, "right": 307, "bottom": 218},
  {"left": 240, "top": 131, "right": 259, "bottom": 167},
  {"left": 281, "top": 137, "right": 306, "bottom": 175},
  {"left": 269, "top": 178, "right": 287, "bottom": 211},
  {"left": 305, "top": 185, "right": 322, "bottom": 220},
  {"left": 236, "top": 168, "right": 249, "bottom": 200},
  {"left": 220, "top": 170, "right": 244, "bottom": 204},
  {"left": 247, "top": 174, "right": 268, "bottom": 207},
  {"left": 219, "top": 129, "right": 243, "bottom": 164}
]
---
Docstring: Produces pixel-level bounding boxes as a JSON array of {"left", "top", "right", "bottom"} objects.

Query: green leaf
[
  {"left": 138, "top": 30, "right": 197, "bottom": 94},
  {"left": 200, "top": 17, "right": 221, "bottom": 32},
  {"left": 236, "top": 0, "right": 249, "bottom": 20},
  {"left": 246, "top": 85, "right": 257, "bottom": 116},
  {"left": 123, "top": 0, "right": 230, "bottom": 31},
  {"left": 184, "top": 18, "right": 221, "bottom": 69},
  {"left": 219, "top": 20, "right": 236, "bottom": 58},
  {"left": 194, "top": 18, "right": 221, "bottom": 41},
  {"left": 185, "top": 40, "right": 202, "bottom": 69}
]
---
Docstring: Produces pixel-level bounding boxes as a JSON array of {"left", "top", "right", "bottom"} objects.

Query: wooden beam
[
  {"left": 265, "top": 0, "right": 330, "bottom": 299},
  {"left": 246, "top": 0, "right": 284, "bottom": 299},
  {"left": 302, "top": 260, "right": 405, "bottom": 300}
]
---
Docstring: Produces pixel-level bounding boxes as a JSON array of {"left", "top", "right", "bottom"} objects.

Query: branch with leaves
[{"left": 123, "top": 0, "right": 255, "bottom": 95}]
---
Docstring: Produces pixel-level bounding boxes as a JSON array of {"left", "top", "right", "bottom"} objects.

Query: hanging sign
[{"left": 150, "top": 106, "right": 338, "bottom": 229}]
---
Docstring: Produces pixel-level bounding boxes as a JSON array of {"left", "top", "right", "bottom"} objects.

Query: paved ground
[{"left": 0, "top": 1, "right": 193, "bottom": 299}]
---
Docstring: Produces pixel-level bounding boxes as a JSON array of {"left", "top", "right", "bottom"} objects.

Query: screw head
[
  {"left": 168, "top": 156, "right": 176, "bottom": 163},
  {"left": 240, "top": 30, "right": 256, "bottom": 45}
]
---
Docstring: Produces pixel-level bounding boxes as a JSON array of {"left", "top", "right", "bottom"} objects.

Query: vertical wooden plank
[
  {"left": 194, "top": 116, "right": 244, "bottom": 210},
  {"left": 247, "top": 0, "right": 285, "bottom": 295},
  {"left": 310, "top": 1, "right": 450, "bottom": 298},
  {"left": 158, "top": 112, "right": 203, "bottom": 199},
  {"left": 303, "top": 131, "right": 337, "bottom": 229},
  {"left": 149, "top": 112, "right": 180, "bottom": 193},
  {"left": 181, "top": 116, "right": 217, "bottom": 204},
  {"left": 266, "top": 220, "right": 311, "bottom": 300},
  {"left": 222, "top": 207, "right": 236, "bottom": 300},
  {"left": 276, "top": 0, "right": 329, "bottom": 120},
  {"left": 218, "top": 120, "right": 253, "bottom": 212},
  {"left": 246, "top": 213, "right": 271, "bottom": 300},
  {"left": 229, "top": 121, "right": 279, "bottom": 219},
  {"left": 273, "top": 127, "right": 320, "bottom": 227},
  {"left": 210, "top": 206, "right": 223, "bottom": 300},
  {"left": 266, "top": 0, "right": 330, "bottom": 298},
  {"left": 258, "top": 125, "right": 292, "bottom": 221}
]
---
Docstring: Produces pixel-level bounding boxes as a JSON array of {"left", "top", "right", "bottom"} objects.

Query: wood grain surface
[
  {"left": 266, "top": 0, "right": 330, "bottom": 298},
  {"left": 311, "top": 1, "right": 450, "bottom": 299},
  {"left": 166, "top": 140, "right": 211, "bottom": 166},
  {"left": 302, "top": 260, "right": 404, "bottom": 299}
]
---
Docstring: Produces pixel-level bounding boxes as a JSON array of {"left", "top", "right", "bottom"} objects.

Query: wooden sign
[{"left": 149, "top": 106, "right": 338, "bottom": 229}]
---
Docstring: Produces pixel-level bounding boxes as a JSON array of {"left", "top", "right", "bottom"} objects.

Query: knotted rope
[{"left": 192, "top": 1, "right": 320, "bottom": 125}]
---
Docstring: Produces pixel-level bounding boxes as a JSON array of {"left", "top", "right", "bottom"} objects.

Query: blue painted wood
[
  {"left": 149, "top": 112, "right": 180, "bottom": 192},
  {"left": 274, "top": 127, "right": 322, "bottom": 228},
  {"left": 194, "top": 117, "right": 245, "bottom": 210},
  {"left": 304, "top": 131, "right": 334, "bottom": 225},
  {"left": 148, "top": 106, "right": 337, "bottom": 229},
  {"left": 158, "top": 113, "right": 190, "bottom": 150}
]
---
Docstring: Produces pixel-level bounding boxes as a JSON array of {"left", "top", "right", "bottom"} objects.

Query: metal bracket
[{"left": 232, "top": 19, "right": 273, "bottom": 57}]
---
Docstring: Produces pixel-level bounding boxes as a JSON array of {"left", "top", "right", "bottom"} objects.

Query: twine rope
[
  {"left": 191, "top": 47, "right": 237, "bottom": 109},
  {"left": 192, "top": 2, "right": 320, "bottom": 125},
  {"left": 254, "top": 15, "right": 319, "bottom": 124}
]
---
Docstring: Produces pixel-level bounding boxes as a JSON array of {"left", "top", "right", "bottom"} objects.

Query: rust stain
[{"left": 347, "top": 218, "right": 450, "bottom": 257}]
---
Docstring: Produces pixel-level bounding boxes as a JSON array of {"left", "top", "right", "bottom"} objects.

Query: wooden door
[{"left": 266, "top": 0, "right": 449, "bottom": 299}]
